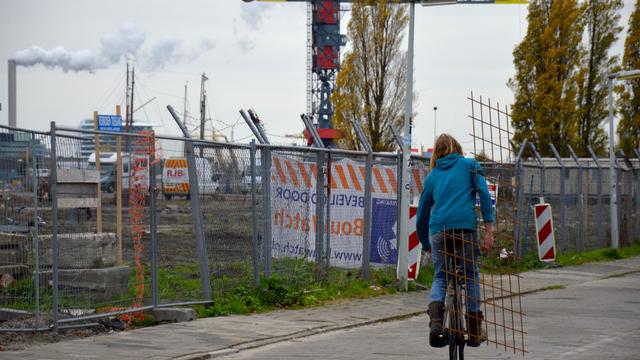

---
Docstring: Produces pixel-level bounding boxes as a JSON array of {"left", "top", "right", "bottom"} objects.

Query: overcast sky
[{"left": 0, "top": 0, "right": 635, "bottom": 153}]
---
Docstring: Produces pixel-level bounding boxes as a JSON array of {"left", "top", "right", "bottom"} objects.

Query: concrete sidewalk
[{"left": 4, "top": 257, "right": 640, "bottom": 360}]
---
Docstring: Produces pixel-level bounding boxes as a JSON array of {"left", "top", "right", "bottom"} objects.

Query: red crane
[{"left": 242, "top": 1, "right": 522, "bottom": 146}]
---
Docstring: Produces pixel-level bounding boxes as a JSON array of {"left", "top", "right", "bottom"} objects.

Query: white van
[
  {"left": 241, "top": 160, "right": 262, "bottom": 193},
  {"left": 88, "top": 152, "right": 150, "bottom": 193}
]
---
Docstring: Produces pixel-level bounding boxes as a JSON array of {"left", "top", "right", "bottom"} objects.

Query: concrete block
[
  {"left": 57, "top": 197, "right": 99, "bottom": 209},
  {"left": 41, "top": 266, "right": 131, "bottom": 302},
  {"left": 0, "top": 247, "right": 26, "bottom": 264},
  {"left": 151, "top": 307, "right": 197, "bottom": 322},
  {"left": 0, "top": 232, "right": 28, "bottom": 248},
  {"left": 0, "top": 265, "right": 28, "bottom": 278},
  {"left": 40, "top": 232, "right": 117, "bottom": 268},
  {"left": 56, "top": 169, "right": 100, "bottom": 183}
]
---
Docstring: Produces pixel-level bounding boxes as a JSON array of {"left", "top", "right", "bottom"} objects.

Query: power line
[{"left": 94, "top": 73, "right": 126, "bottom": 112}]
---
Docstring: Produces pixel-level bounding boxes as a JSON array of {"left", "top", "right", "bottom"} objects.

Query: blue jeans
[{"left": 429, "top": 231, "right": 482, "bottom": 312}]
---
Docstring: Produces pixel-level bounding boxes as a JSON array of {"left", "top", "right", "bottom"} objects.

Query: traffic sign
[
  {"left": 97, "top": 114, "right": 122, "bottom": 132},
  {"left": 398, "top": 205, "right": 422, "bottom": 281},
  {"left": 476, "top": 178, "right": 498, "bottom": 209}
]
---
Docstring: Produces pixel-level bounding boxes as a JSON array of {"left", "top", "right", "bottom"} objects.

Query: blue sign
[
  {"left": 97, "top": 114, "right": 122, "bottom": 132},
  {"left": 370, "top": 198, "right": 398, "bottom": 265}
]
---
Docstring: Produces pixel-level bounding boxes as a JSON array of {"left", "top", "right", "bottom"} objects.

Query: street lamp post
[
  {"left": 607, "top": 69, "right": 640, "bottom": 249},
  {"left": 433, "top": 106, "right": 438, "bottom": 143},
  {"left": 398, "top": 1, "right": 416, "bottom": 291},
  {"left": 396, "top": 0, "right": 525, "bottom": 289}
]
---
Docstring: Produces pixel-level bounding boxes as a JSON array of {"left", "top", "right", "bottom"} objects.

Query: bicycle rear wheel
[
  {"left": 448, "top": 333, "right": 458, "bottom": 360},
  {"left": 448, "top": 293, "right": 459, "bottom": 360},
  {"left": 448, "top": 281, "right": 466, "bottom": 360}
]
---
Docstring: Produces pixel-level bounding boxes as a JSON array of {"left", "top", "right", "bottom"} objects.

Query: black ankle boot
[
  {"left": 466, "top": 311, "right": 486, "bottom": 347},
  {"left": 428, "top": 301, "right": 446, "bottom": 348}
]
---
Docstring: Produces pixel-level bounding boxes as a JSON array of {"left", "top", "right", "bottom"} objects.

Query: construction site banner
[{"left": 270, "top": 155, "right": 399, "bottom": 268}]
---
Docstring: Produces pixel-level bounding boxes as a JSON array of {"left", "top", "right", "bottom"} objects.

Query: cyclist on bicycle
[{"left": 416, "top": 134, "right": 495, "bottom": 348}]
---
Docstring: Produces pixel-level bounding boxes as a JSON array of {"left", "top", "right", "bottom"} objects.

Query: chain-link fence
[
  {"left": 514, "top": 145, "right": 640, "bottom": 256},
  {"left": 0, "top": 127, "right": 52, "bottom": 330},
  {"left": 2, "top": 121, "right": 639, "bottom": 333}
]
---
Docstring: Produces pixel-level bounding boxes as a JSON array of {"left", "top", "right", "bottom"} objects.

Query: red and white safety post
[
  {"left": 399, "top": 205, "right": 423, "bottom": 280},
  {"left": 534, "top": 203, "right": 556, "bottom": 262}
]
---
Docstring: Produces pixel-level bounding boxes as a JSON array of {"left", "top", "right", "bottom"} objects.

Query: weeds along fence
[
  {"left": 0, "top": 122, "right": 432, "bottom": 332},
  {"left": 1, "top": 121, "right": 638, "bottom": 332}
]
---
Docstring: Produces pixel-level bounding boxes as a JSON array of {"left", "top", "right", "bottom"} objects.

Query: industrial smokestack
[{"left": 8, "top": 59, "right": 16, "bottom": 127}]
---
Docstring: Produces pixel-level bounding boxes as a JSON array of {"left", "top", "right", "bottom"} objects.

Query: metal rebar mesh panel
[{"left": 440, "top": 230, "right": 527, "bottom": 356}]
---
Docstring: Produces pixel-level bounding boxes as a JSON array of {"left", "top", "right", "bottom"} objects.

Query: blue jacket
[{"left": 416, "top": 154, "right": 495, "bottom": 251}]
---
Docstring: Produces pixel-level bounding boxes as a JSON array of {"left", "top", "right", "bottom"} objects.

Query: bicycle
[
  {"left": 440, "top": 230, "right": 481, "bottom": 360},
  {"left": 443, "top": 261, "right": 466, "bottom": 360}
]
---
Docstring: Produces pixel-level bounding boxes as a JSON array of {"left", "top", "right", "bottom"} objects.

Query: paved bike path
[{"left": 4, "top": 256, "right": 640, "bottom": 360}]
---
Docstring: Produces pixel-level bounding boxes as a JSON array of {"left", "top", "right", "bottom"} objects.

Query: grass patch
[
  {"left": 194, "top": 265, "right": 412, "bottom": 318},
  {"left": 540, "top": 284, "right": 566, "bottom": 291},
  {"left": 412, "top": 263, "right": 434, "bottom": 290},
  {"left": 555, "top": 242, "right": 640, "bottom": 266},
  {"left": 8, "top": 241, "right": 638, "bottom": 320},
  {"left": 481, "top": 241, "right": 640, "bottom": 273}
]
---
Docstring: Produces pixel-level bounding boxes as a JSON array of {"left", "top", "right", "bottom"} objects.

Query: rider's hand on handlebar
[{"left": 481, "top": 222, "right": 494, "bottom": 252}]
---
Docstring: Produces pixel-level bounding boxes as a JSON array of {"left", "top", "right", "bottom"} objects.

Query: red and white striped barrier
[
  {"left": 407, "top": 205, "right": 422, "bottom": 280},
  {"left": 534, "top": 203, "right": 556, "bottom": 262}
]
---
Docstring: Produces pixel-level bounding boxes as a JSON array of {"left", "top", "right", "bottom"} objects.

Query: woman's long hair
[{"left": 430, "top": 134, "right": 464, "bottom": 168}]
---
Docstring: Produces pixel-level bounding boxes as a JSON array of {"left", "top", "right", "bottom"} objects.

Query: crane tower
[{"left": 244, "top": 0, "right": 345, "bottom": 146}]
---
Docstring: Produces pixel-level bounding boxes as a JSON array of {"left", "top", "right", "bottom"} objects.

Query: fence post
[
  {"left": 350, "top": 120, "right": 373, "bottom": 279},
  {"left": 362, "top": 151, "right": 373, "bottom": 280},
  {"left": 30, "top": 134, "right": 41, "bottom": 327},
  {"left": 587, "top": 146, "right": 605, "bottom": 248},
  {"left": 250, "top": 140, "right": 260, "bottom": 287},
  {"left": 149, "top": 136, "right": 158, "bottom": 308},
  {"left": 315, "top": 151, "right": 325, "bottom": 281},
  {"left": 625, "top": 168, "right": 632, "bottom": 246},
  {"left": 49, "top": 121, "right": 59, "bottom": 331},
  {"left": 513, "top": 140, "right": 527, "bottom": 257},
  {"left": 262, "top": 147, "right": 273, "bottom": 277},
  {"left": 529, "top": 143, "right": 545, "bottom": 201},
  {"left": 262, "top": 146, "right": 272, "bottom": 277},
  {"left": 166, "top": 106, "right": 212, "bottom": 300},
  {"left": 325, "top": 151, "right": 332, "bottom": 273},
  {"left": 615, "top": 157, "right": 622, "bottom": 247},
  {"left": 619, "top": 150, "right": 638, "bottom": 246},
  {"left": 396, "top": 151, "right": 403, "bottom": 260},
  {"left": 184, "top": 139, "right": 212, "bottom": 302},
  {"left": 634, "top": 149, "right": 640, "bottom": 240},
  {"left": 549, "top": 144, "right": 567, "bottom": 251},
  {"left": 522, "top": 174, "right": 535, "bottom": 257},
  {"left": 568, "top": 145, "right": 585, "bottom": 251}
]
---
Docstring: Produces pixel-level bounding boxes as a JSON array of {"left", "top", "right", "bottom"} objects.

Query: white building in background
[{"left": 78, "top": 119, "right": 156, "bottom": 158}]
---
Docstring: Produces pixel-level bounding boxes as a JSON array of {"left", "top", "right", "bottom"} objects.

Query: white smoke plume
[
  {"left": 237, "top": 37, "right": 256, "bottom": 54},
  {"left": 12, "top": 22, "right": 214, "bottom": 73},
  {"left": 142, "top": 37, "right": 214, "bottom": 70},
  {"left": 142, "top": 37, "right": 216, "bottom": 71},
  {"left": 240, "top": 5, "right": 267, "bottom": 31},
  {"left": 237, "top": 1, "right": 278, "bottom": 53}
]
